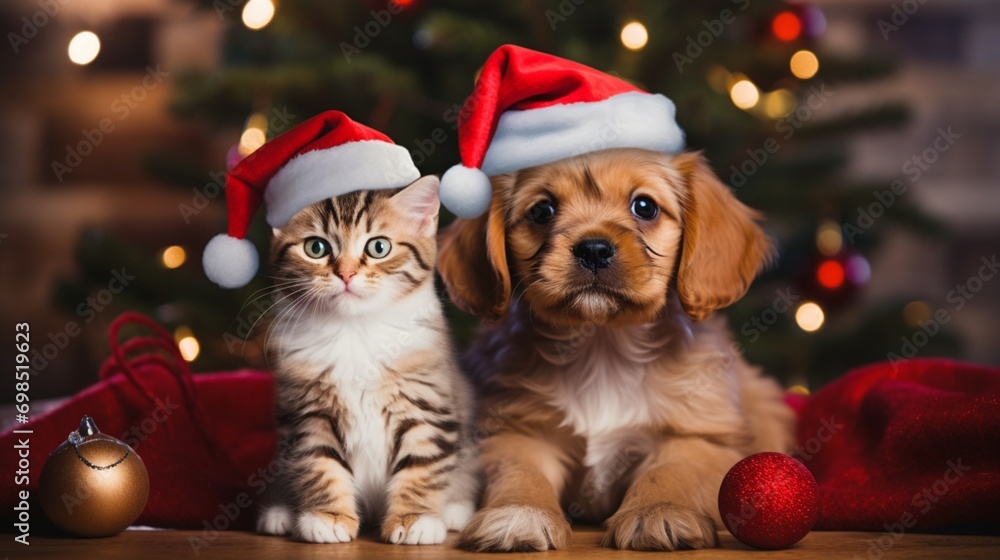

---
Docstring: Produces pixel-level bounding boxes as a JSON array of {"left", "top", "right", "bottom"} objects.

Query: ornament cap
[{"left": 78, "top": 415, "right": 99, "bottom": 437}]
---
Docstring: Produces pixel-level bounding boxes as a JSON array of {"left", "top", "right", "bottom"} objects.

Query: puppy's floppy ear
[
  {"left": 437, "top": 176, "right": 511, "bottom": 322},
  {"left": 673, "top": 151, "right": 775, "bottom": 322}
]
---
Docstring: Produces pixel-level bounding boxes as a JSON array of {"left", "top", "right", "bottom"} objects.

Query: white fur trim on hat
[
  {"left": 481, "top": 91, "right": 685, "bottom": 176},
  {"left": 265, "top": 140, "right": 420, "bottom": 228},
  {"left": 440, "top": 164, "right": 492, "bottom": 219},
  {"left": 203, "top": 234, "right": 259, "bottom": 289}
]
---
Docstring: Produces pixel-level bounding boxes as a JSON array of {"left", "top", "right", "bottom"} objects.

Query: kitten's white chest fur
[{"left": 272, "top": 284, "right": 442, "bottom": 514}]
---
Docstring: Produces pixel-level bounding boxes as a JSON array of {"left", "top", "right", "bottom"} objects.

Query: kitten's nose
[
  {"left": 572, "top": 238, "right": 616, "bottom": 273},
  {"left": 338, "top": 270, "right": 357, "bottom": 284}
]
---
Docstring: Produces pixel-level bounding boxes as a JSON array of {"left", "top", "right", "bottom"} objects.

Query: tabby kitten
[{"left": 255, "top": 176, "right": 479, "bottom": 545}]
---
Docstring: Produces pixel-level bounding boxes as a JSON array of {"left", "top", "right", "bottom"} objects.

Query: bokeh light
[
  {"left": 68, "top": 31, "right": 101, "bottom": 65},
  {"left": 816, "top": 220, "right": 843, "bottom": 256},
  {"left": 903, "top": 301, "right": 933, "bottom": 327},
  {"left": 620, "top": 22, "right": 649, "bottom": 51},
  {"left": 764, "top": 89, "right": 796, "bottom": 118},
  {"left": 730, "top": 80, "right": 760, "bottom": 110},
  {"left": 790, "top": 50, "right": 820, "bottom": 79},
  {"left": 160, "top": 246, "right": 187, "bottom": 269},
  {"left": 817, "top": 260, "right": 846, "bottom": 289},
  {"left": 772, "top": 11, "right": 802, "bottom": 42},
  {"left": 242, "top": 0, "right": 275, "bottom": 31},
  {"left": 795, "top": 302, "right": 825, "bottom": 332}
]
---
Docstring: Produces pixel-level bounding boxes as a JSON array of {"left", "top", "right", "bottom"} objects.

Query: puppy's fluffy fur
[{"left": 438, "top": 148, "right": 794, "bottom": 551}]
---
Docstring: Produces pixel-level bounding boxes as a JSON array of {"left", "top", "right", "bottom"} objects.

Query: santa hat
[
  {"left": 439, "top": 44, "right": 685, "bottom": 218},
  {"left": 203, "top": 110, "right": 419, "bottom": 289}
]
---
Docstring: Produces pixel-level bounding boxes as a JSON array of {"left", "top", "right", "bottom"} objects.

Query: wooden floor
[{"left": 12, "top": 527, "right": 1000, "bottom": 559}]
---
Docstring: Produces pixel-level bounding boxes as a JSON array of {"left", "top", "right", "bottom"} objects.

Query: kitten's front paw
[
  {"left": 601, "top": 502, "right": 719, "bottom": 551},
  {"left": 443, "top": 502, "right": 475, "bottom": 531},
  {"left": 459, "top": 505, "right": 572, "bottom": 552},
  {"left": 384, "top": 514, "right": 447, "bottom": 545},
  {"left": 294, "top": 511, "right": 359, "bottom": 544},
  {"left": 256, "top": 504, "right": 292, "bottom": 535}
]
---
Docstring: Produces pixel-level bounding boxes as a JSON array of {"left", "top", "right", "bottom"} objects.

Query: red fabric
[
  {"left": 792, "top": 359, "right": 1000, "bottom": 531},
  {"left": 225, "top": 110, "right": 393, "bottom": 239},
  {"left": 1, "top": 313, "right": 277, "bottom": 530},
  {"left": 458, "top": 44, "right": 644, "bottom": 169},
  {"left": 4, "top": 313, "right": 997, "bottom": 534}
]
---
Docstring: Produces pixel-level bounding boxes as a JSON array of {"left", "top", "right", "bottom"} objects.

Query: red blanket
[
  {"left": 787, "top": 359, "right": 1000, "bottom": 532},
  {"left": 2, "top": 314, "right": 998, "bottom": 533}
]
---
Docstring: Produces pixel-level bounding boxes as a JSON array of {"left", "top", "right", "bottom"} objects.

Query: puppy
[{"left": 438, "top": 148, "right": 794, "bottom": 551}]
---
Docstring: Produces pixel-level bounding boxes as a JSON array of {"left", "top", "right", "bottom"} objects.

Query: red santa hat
[
  {"left": 203, "top": 110, "right": 419, "bottom": 288},
  {"left": 439, "top": 44, "right": 685, "bottom": 218}
]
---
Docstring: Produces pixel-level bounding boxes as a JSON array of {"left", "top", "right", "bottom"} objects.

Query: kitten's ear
[{"left": 392, "top": 175, "right": 440, "bottom": 236}]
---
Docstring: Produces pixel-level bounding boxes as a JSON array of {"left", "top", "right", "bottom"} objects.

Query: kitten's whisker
[{"left": 243, "top": 285, "right": 313, "bottom": 356}]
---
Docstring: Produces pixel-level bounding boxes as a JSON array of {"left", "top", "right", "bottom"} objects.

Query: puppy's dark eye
[
  {"left": 631, "top": 196, "right": 658, "bottom": 220},
  {"left": 527, "top": 200, "right": 555, "bottom": 225}
]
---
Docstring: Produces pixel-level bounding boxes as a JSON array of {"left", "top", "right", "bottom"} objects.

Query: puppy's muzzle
[{"left": 572, "top": 238, "right": 616, "bottom": 274}]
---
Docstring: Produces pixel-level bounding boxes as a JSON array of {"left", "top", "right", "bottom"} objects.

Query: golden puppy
[{"left": 438, "top": 148, "right": 794, "bottom": 551}]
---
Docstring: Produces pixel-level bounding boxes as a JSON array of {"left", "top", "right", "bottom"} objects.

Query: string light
[
  {"left": 817, "top": 260, "right": 846, "bottom": 289},
  {"left": 160, "top": 246, "right": 187, "bottom": 269},
  {"left": 795, "top": 302, "right": 825, "bottom": 332},
  {"left": 790, "top": 50, "right": 819, "bottom": 79},
  {"left": 238, "top": 112, "right": 269, "bottom": 156},
  {"left": 242, "top": 0, "right": 275, "bottom": 31},
  {"left": 620, "top": 21, "right": 649, "bottom": 51},
  {"left": 772, "top": 11, "right": 802, "bottom": 42},
  {"left": 68, "top": 31, "right": 100, "bottom": 65},
  {"left": 730, "top": 79, "right": 760, "bottom": 110}
]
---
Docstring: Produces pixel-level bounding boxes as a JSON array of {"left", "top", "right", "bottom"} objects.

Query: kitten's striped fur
[{"left": 256, "top": 176, "right": 479, "bottom": 545}]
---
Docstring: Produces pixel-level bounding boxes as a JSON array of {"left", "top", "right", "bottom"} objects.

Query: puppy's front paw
[
  {"left": 384, "top": 514, "right": 447, "bottom": 545},
  {"left": 602, "top": 502, "right": 719, "bottom": 551},
  {"left": 256, "top": 504, "right": 292, "bottom": 535},
  {"left": 459, "top": 505, "right": 572, "bottom": 552},
  {"left": 294, "top": 511, "right": 359, "bottom": 544}
]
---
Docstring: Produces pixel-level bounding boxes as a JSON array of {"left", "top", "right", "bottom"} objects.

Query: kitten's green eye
[
  {"left": 365, "top": 237, "right": 392, "bottom": 259},
  {"left": 303, "top": 237, "right": 331, "bottom": 259}
]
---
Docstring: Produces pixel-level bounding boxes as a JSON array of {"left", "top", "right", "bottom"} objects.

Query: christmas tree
[{"left": 62, "top": 0, "right": 956, "bottom": 389}]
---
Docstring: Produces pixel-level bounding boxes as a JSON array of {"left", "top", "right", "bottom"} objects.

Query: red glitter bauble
[{"left": 718, "top": 452, "right": 820, "bottom": 549}]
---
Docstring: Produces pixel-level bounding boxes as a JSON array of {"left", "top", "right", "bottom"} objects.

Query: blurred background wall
[{"left": 1, "top": 0, "right": 997, "bottom": 403}]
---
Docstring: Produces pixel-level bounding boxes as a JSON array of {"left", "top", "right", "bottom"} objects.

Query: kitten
[{"left": 255, "top": 176, "right": 479, "bottom": 545}]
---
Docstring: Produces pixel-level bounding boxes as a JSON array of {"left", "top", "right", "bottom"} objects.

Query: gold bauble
[{"left": 39, "top": 416, "right": 149, "bottom": 537}]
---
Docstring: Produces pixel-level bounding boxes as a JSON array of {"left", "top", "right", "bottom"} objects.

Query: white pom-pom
[
  {"left": 439, "top": 164, "right": 492, "bottom": 219},
  {"left": 202, "top": 234, "right": 259, "bottom": 289}
]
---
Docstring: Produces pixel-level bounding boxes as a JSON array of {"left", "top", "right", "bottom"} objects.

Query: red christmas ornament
[{"left": 718, "top": 452, "right": 819, "bottom": 549}]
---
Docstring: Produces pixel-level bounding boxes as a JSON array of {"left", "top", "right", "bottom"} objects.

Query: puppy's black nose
[{"left": 572, "top": 238, "right": 616, "bottom": 273}]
